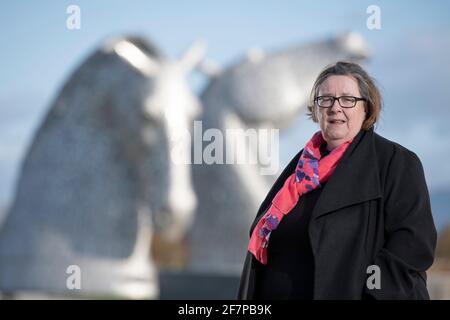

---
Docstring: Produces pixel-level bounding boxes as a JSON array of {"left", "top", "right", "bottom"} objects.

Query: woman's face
[{"left": 316, "top": 75, "right": 366, "bottom": 150}]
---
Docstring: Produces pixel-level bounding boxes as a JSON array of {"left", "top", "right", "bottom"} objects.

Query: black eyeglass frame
[{"left": 315, "top": 95, "right": 367, "bottom": 108}]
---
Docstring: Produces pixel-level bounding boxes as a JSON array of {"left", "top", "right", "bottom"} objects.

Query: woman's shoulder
[{"left": 372, "top": 131, "right": 424, "bottom": 170}]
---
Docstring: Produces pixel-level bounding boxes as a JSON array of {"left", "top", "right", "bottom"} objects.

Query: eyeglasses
[{"left": 315, "top": 95, "right": 366, "bottom": 108}]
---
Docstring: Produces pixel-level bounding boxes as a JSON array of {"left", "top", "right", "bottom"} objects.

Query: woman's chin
[{"left": 323, "top": 129, "right": 348, "bottom": 141}]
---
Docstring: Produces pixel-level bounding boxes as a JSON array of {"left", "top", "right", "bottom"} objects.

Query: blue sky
[
  {"left": 1, "top": 1, "right": 450, "bottom": 226},
  {"left": 2, "top": 0, "right": 449, "bottom": 96}
]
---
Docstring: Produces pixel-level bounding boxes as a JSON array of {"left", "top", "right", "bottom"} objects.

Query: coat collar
[{"left": 311, "top": 128, "right": 381, "bottom": 220}]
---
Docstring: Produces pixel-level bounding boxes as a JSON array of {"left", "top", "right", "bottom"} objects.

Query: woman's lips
[{"left": 329, "top": 119, "right": 346, "bottom": 124}]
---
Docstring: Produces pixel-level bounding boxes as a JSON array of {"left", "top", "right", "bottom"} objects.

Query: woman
[{"left": 237, "top": 61, "right": 437, "bottom": 300}]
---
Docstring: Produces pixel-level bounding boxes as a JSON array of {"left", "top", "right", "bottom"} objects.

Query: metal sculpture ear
[
  {"left": 246, "top": 47, "right": 266, "bottom": 64},
  {"left": 197, "top": 58, "right": 222, "bottom": 77},
  {"left": 336, "top": 31, "right": 371, "bottom": 60},
  {"left": 179, "top": 39, "right": 207, "bottom": 74},
  {"left": 103, "top": 39, "right": 161, "bottom": 77}
]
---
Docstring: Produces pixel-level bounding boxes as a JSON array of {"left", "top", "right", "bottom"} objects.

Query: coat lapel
[{"left": 311, "top": 128, "right": 382, "bottom": 221}]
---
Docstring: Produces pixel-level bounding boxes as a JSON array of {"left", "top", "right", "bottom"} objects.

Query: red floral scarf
[{"left": 248, "top": 131, "right": 352, "bottom": 265}]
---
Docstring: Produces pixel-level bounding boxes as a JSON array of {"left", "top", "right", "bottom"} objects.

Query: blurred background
[{"left": 0, "top": 0, "right": 449, "bottom": 299}]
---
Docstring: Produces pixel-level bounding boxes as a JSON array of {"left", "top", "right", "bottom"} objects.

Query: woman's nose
[{"left": 329, "top": 99, "right": 343, "bottom": 113}]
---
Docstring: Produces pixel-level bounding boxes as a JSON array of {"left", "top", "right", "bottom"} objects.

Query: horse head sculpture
[{"left": 0, "top": 35, "right": 204, "bottom": 298}]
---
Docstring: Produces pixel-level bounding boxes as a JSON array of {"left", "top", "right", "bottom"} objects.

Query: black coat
[{"left": 237, "top": 128, "right": 437, "bottom": 300}]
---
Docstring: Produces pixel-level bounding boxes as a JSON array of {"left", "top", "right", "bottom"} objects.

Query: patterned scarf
[{"left": 248, "top": 131, "right": 352, "bottom": 265}]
